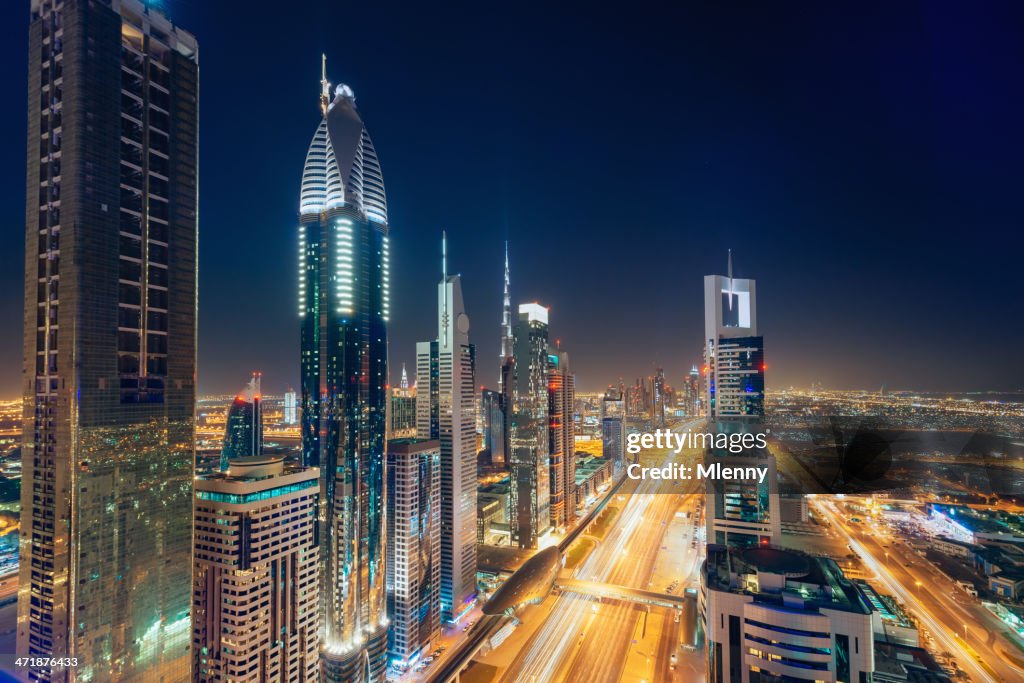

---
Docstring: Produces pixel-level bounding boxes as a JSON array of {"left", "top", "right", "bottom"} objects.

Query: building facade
[
  {"left": 508, "top": 303, "right": 552, "bottom": 549},
  {"left": 220, "top": 372, "right": 263, "bottom": 471},
  {"left": 601, "top": 388, "right": 626, "bottom": 480},
  {"left": 19, "top": 1, "right": 198, "bottom": 679},
  {"left": 298, "top": 61, "right": 389, "bottom": 681},
  {"left": 284, "top": 388, "right": 298, "bottom": 425},
  {"left": 702, "top": 545, "right": 875, "bottom": 683},
  {"left": 193, "top": 457, "right": 320, "bottom": 682},
  {"left": 703, "top": 253, "right": 765, "bottom": 419},
  {"left": 415, "top": 240, "right": 478, "bottom": 622},
  {"left": 386, "top": 439, "right": 441, "bottom": 669},
  {"left": 547, "top": 349, "right": 576, "bottom": 528},
  {"left": 390, "top": 364, "right": 417, "bottom": 439}
]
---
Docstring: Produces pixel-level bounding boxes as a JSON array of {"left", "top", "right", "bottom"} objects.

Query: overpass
[{"left": 555, "top": 578, "right": 691, "bottom": 610}]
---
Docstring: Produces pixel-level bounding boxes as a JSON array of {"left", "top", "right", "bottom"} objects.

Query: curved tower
[{"left": 299, "top": 57, "right": 390, "bottom": 683}]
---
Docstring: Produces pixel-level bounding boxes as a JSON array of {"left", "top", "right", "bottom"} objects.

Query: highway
[
  {"left": 814, "top": 497, "right": 1024, "bottom": 683},
  {"left": 498, "top": 419, "right": 705, "bottom": 682}
]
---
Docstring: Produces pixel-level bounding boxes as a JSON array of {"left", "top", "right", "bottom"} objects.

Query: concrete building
[
  {"left": 416, "top": 234, "right": 478, "bottom": 622},
  {"left": 386, "top": 439, "right": 441, "bottom": 668},
  {"left": 702, "top": 545, "right": 875, "bottom": 683},
  {"left": 18, "top": 1, "right": 198, "bottom": 679},
  {"left": 704, "top": 251, "right": 764, "bottom": 419},
  {"left": 193, "top": 456, "right": 320, "bottom": 682}
]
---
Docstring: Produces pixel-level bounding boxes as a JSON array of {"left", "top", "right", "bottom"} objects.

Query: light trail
[{"left": 817, "top": 500, "right": 999, "bottom": 683}]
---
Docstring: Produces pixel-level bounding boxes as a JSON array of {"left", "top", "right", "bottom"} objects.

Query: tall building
[
  {"left": 703, "top": 252, "right": 778, "bottom": 547},
  {"left": 18, "top": 1, "right": 198, "bottom": 680},
  {"left": 508, "top": 303, "right": 552, "bottom": 548},
  {"left": 386, "top": 438, "right": 441, "bottom": 669},
  {"left": 220, "top": 372, "right": 263, "bottom": 471},
  {"left": 284, "top": 387, "right": 298, "bottom": 425},
  {"left": 601, "top": 388, "right": 626, "bottom": 480},
  {"left": 702, "top": 544, "right": 875, "bottom": 683},
  {"left": 547, "top": 349, "right": 576, "bottom": 528},
  {"left": 652, "top": 367, "right": 667, "bottom": 428},
  {"left": 496, "top": 242, "right": 514, "bottom": 470},
  {"left": 415, "top": 234, "right": 478, "bottom": 622},
  {"left": 193, "top": 456, "right": 320, "bottom": 682},
  {"left": 481, "top": 388, "right": 506, "bottom": 466},
  {"left": 390, "top": 363, "right": 417, "bottom": 439},
  {"left": 704, "top": 251, "right": 765, "bottom": 418},
  {"left": 298, "top": 58, "right": 389, "bottom": 682},
  {"left": 683, "top": 365, "right": 702, "bottom": 417}
]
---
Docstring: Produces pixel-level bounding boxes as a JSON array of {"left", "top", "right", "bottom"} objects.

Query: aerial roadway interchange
[
  {"left": 439, "top": 418, "right": 708, "bottom": 683},
  {"left": 813, "top": 495, "right": 1024, "bottom": 683}
]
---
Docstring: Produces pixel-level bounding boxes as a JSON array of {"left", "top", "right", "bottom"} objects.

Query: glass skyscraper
[
  {"left": 19, "top": 1, "right": 198, "bottom": 680},
  {"left": 508, "top": 303, "right": 552, "bottom": 549},
  {"left": 219, "top": 372, "right": 263, "bottom": 471},
  {"left": 298, "top": 59, "right": 390, "bottom": 682}
]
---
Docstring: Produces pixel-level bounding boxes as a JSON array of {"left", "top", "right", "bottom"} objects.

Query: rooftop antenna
[
  {"left": 441, "top": 230, "right": 449, "bottom": 347},
  {"left": 319, "top": 53, "right": 331, "bottom": 115}
]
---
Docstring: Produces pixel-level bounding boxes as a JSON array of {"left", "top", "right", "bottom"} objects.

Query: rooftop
[{"left": 704, "top": 544, "right": 872, "bottom": 615}]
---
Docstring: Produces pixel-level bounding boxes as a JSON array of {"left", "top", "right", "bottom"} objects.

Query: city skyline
[{"left": 1, "top": 2, "right": 1023, "bottom": 397}]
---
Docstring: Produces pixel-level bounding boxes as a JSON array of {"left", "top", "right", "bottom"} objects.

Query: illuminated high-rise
[
  {"left": 19, "top": 1, "right": 198, "bottom": 679},
  {"left": 415, "top": 234, "right": 478, "bottom": 622},
  {"left": 704, "top": 251, "right": 764, "bottom": 418},
  {"left": 193, "top": 457, "right": 320, "bottom": 682},
  {"left": 547, "top": 349, "right": 575, "bottom": 528},
  {"left": 298, "top": 57, "right": 389, "bottom": 682},
  {"left": 703, "top": 252, "right": 778, "bottom": 547},
  {"left": 508, "top": 303, "right": 552, "bottom": 548},
  {"left": 219, "top": 372, "right": 263, "bottom": 471},
  {"left": 386, "top": 439, "right": 441, "bottom": 668},
  {"left": 284, "top": 387, "right": 298, "bottom": 425},
  {"left": 601, "top": 388, "right": 626, "bottom": 480},
  {"left": 390, "top": 364, "right": 417, "bottom": 439}
]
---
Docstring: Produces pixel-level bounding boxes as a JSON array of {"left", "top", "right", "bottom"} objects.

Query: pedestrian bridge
[{"left": 555, "top": 578, "right": 693, "bottom": 610}]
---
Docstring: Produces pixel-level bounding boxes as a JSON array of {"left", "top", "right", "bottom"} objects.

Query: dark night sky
[{"left": 1, "top": 1, "right": 1022, "bottom": 397}]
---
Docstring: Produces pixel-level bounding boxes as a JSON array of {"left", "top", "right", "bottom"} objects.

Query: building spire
[
  {"left": 319, "top": 53, "right": 331, "bottom": 115},
  {"left": 441, "top": 231, "right": 449, "bottom": 347},
  {"left": 726, "top": 248, "right": 734, "bottom": 311},
  {"left": 727, "top": 248, "right": 733, "bottom": 280},
  {"left": 400, "top": 363, "right": 409, "bottom": 390},
  {"left": 500, "top": 240, "right": 513, "bottom": 362}
]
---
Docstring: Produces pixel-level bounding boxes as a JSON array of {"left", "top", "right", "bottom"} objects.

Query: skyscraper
[
  {"left": 481, "top": 388, "right": 506, "bottom": 466},
  {"left": 652, "top": 367, "right": 667, "bottom": 428},
  {"left": 386, "top": 438, "right": 441, "bottom": 668},
  {"left": 220, "top": 372, "right": 263, "bottom": 471},
  {"left": 601, "top": 388, "right": 626, "bottom": 480},
  {"left": 508, "top": 303, "right": 552, "bottom": 549},
  {"left": 704, "top": 251, "right": 765, "bottom": 419},
  {"left": 415, "top": 234, "right": 478, "bottom": 622},
  {"left": 19, "top": 1, "right": 198, "bottom": 679},
  {"left": 284, "top": 387, "right": 298, "bottom": 425},
  {"left": 298, "top": 58, "right": 389, "bottom": 682},
  {"left": 390, "top": 363, "right": 417, "bottom": 439},
  {"left": 703, "top": 253, "right": 778, "bottom": 547},
  {"left": 193, "top": 456, "right": 320, "bottom": 682},
  {"left": 547, "top": 349, "right": 576, "bottom": 529},
  {"left": 683, "top": 365, "right": 702, "bottom": 417}
]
